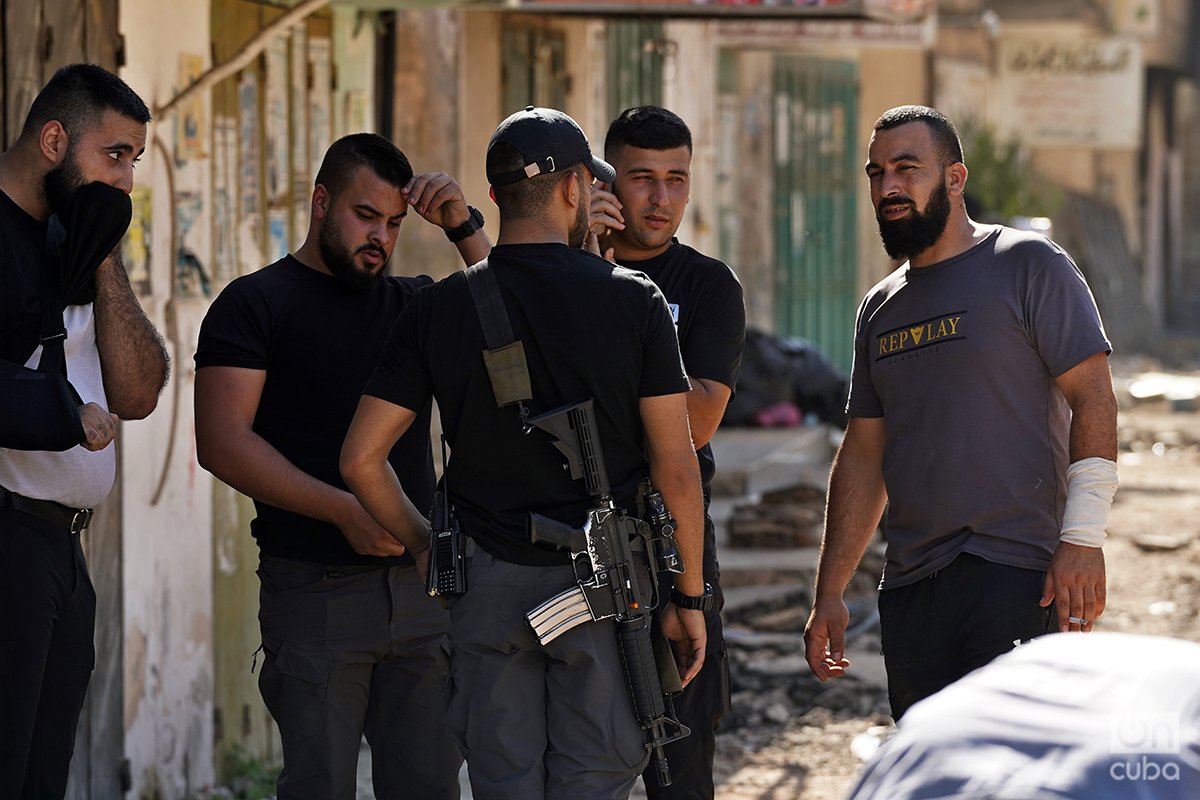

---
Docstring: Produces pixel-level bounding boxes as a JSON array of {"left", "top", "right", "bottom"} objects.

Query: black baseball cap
[{"left": 487, "top": 106, "right": 615, "bottom": 187}]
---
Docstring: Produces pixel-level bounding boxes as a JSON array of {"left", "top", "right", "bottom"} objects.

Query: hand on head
[{"left": 403, "top": 171, "right": 470, "bottom": 231}]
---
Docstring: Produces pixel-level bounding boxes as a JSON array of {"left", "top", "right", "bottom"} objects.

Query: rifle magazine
[{"left": 526, "top": 584, "right": 594, "bottom": 645}]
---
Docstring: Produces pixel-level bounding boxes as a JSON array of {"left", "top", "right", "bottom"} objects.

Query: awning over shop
[{"left": 344, "top": 0, "right": 930, "bottom": 21}]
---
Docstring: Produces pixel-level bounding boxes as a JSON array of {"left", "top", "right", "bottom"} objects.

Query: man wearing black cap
[{"left": 341, "top": 106, "right": 708, "bottom": 798}]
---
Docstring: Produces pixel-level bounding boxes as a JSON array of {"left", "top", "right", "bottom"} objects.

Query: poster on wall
[
  {"left": 265, "top": 36, "right": 290, "bottom": 205},
  {"left": 238, "top": 72, "right": 264, "bottom": 275},
  {"left": 174, "top": 193, "right": 208, "bottom": 297},
  {"left": 290, "top": 26, "right": 311, "bottom": 247},
  {"left": 123, "top": 186, "right": 152, "bottom": 296},
  {"left": 309, "top": 37, "right": 334, "bottom": 183},
  {"left": 290, "top": 25, "right": 309, "bottom": 183},
  {"left": 175, "top": 54, "right": 207, "bottom": 164},
  {"left": 993, "top": 35, "right": 1143, "bottom": 148},
  {"left": 268, "top": 209, "right": 289, "bottom": 264},
  {"left": 213, "top": 117, "right": 238, "bottom": 286},
  {"left": 478, "top": 0, "right": 931, "bottom": 19}
]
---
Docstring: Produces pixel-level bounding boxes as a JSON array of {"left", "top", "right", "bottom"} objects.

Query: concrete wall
[
  {"left": 459, "top": 11, "right": 504, "bottom": 246},
  {"left": 332, "top": 6, "right": 376, "bottom": 139},
  {"left": 1141, "top": 0, "right": 1192, "bottom": 68},
  {"left": 723, "top": 49, "right": 776, "bottom": 333},
  {"left": 119, "top": 0, "right": 216, "bottom": 795},
  {"left": 663, "top": 21, "right": 720, "bottom": 259},
  {"left": 857, "top": 47, "right": 931, "bottom": 291},
  {"left": 387, "top": 9, "right": 468, "bottom": 280},
  {"left": 561, "top": 18, "right": 609, "bottom": 154}
]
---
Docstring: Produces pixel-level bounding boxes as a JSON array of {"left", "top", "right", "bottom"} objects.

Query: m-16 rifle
[{"left": 523, "top": 398, "right": 689, "bottom": 786}]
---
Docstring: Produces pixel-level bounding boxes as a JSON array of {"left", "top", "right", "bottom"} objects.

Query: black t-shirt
[
  {"left": 365, "top": 242, "right": 689, "bottom": 567},
  {"left": 0, "top": 191, "right": 50, "bottom": 363},
  {"left": 618, "top": 240, "right": 745, "bottom": 487},
  {"left": 194, "top": 256, "right": 436, "bottom": 566},
  {"left": 0, "top": 190, "right": 100, "bottom": 364},
  {"left": 619, "top": 240, "right": 745, "bottom": 590}
]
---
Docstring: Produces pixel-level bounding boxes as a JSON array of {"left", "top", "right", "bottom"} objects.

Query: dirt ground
[{"left": 710, "top": 357, "right": 1200, "bottom": 800}]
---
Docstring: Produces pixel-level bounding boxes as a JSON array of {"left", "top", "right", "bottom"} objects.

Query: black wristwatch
[
  {"left": 445, "top": 205, "right": 485, "bottom": 243},
  {"left": 670, "top": 582, "right": 715, "bottom": 612}
]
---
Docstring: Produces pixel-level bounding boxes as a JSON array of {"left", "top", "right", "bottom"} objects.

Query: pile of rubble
[
  {"left": 727, "top": 485, "right": 826, "bottom": 549},
  {"left": 718, "top": 484, "right": 889, "bottom": 745}
]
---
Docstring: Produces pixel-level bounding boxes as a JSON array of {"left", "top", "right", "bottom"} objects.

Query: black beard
[
  {"left": 44, "top": 151, "right": 87, "bottom": 218},
  {"left": 876, "top": 177, "right": 951, "bottom": 261},
  {"left": 569, "top": 190, "right": 589, "bottom": 249},
  {"left": 318, "top": 217, "right": 385, "bottom": 291}
]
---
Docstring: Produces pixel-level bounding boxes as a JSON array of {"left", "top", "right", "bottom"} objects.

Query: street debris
[
  {"left": 1134, "top": 532, "right": 1193, "bottom": 552},
  {"left": 728, "top": 485, "right": 825, "bottom": 549}
]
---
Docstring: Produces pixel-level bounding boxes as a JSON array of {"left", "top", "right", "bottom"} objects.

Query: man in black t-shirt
[
  {"left": 341, "top": 107, "right": 708, "bottom": 799},
  {"left": 591, "top": 106, "right": 745, "bottom": 800},
  {"left": 194, "top": 134, "right": 490, "bottom": 799}
]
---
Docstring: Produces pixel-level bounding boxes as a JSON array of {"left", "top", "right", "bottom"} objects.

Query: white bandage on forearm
[{"left": 1059, "top": 457, "right": 1119, "bottom": 548}]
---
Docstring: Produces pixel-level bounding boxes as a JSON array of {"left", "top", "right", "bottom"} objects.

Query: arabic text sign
[{"left": 994, "top": 36, "right": 1143, "bottom": 148}]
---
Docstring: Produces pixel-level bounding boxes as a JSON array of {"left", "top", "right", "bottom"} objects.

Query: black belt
[{"left": 0, "top": 484, "right": 94, "bottom": 533}]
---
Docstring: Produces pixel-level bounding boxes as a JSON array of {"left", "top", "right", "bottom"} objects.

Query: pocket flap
[{"left": 274, "top": 642, "right": 333, "bottom": 686}]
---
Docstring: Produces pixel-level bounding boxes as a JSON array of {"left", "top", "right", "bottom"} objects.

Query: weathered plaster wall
[{"left": 119, "top": 0, "right": 216, "bottom": 795}]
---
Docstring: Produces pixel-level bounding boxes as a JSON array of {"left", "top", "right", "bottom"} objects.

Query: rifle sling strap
[{"left": 464, "top": 260, "right": 533, "bottom": 409}]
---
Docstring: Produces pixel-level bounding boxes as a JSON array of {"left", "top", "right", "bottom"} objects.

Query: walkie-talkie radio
[{"left": 426, "top": 435, "right": 467, "bottom": 597}]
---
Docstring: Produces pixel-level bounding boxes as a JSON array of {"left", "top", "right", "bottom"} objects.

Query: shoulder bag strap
[{"left": 37, "top": 217, "right": 69, "bottom": 376}]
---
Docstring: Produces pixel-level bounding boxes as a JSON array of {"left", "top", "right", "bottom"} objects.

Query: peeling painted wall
[{"left": 119, "top": 0, "right": 216, "bottom": 795}]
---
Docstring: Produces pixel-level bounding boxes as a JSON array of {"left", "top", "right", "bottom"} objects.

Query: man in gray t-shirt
[{"left": 803, "top": 105, "right": 1119, "bottom": 719}]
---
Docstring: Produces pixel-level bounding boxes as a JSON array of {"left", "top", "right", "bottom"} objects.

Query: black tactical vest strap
[{"left": 464, "top": 260, "right": 533, "bottom": 409}]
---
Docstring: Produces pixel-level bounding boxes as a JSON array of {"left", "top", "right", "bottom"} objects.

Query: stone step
[
  {"left": 719, "top": 546, "right": 821, "bottom": 575},
  {"left": 709, "top": 424, "right": 837, "bottom": 498},
  {"left": 722, "top": 582, "right": 809, "bottom": 615}
]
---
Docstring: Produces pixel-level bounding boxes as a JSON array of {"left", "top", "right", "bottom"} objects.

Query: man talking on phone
[{"left": 591, "top": 106, "right": 745, "bottom": 800}]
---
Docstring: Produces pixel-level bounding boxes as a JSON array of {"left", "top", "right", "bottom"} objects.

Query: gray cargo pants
[
  {"left": 257, "top": 555, "right": 462, "bottom": 800},
  {"left": 444, "top": 548, "right": 649, "bottom": 799}
]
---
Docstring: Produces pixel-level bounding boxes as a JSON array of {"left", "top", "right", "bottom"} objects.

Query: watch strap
[
  {"left": 670, "top": 582, "right": 714, "bottom": 612},
  {"left": 446, "top": 205, "right": 485, "bottom": 243}
]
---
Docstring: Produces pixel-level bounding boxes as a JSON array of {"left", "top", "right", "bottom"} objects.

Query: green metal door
[
  {"left": 502, "top": 24, "right": 568, "bottom": 115},
  {"left": 606, "top": 19, "right": 663, "bottom": 119},
  {"left": 773, "top": 56, "right": 858, "bottom": 373}
]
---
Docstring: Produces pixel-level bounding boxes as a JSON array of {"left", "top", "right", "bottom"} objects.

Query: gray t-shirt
[{"left": 848, "top": 226, "right": 1110, "bottom": 588}]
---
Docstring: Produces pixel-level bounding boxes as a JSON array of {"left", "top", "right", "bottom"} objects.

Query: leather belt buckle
[{"left": 70, "top": 508, "right": 94, "bottom": 534}]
